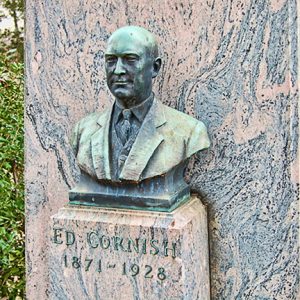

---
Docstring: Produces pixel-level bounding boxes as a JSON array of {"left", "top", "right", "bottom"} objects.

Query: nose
[{"left": 114, "top": 58, "right": 126, "bottom": 75}]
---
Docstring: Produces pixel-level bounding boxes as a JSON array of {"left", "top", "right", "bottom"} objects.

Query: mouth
[
  {"left": 114, "top": 81, "right": 128, "bottom": 84},
  {"left": 112, "top": 81, "right": 132, "bottom": 87},
  {"left": 111, "top": 77, "right": 131, "bottom": 83}
]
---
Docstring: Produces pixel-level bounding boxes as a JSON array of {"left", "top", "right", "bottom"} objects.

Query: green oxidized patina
[
  {"left": 69, "top": 26, "right": 210, "bottom": 211},
  {"left": 105, "top": 26, "right": 161, "bottom": 108}
]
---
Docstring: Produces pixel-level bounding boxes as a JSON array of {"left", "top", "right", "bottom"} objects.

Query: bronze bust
[{"left": 69, "top": 26, "right": 210, "bottom": 211}]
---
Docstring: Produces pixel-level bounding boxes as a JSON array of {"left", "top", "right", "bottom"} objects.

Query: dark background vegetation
[{"left": 0, "top": 0, "right": 24, "bottom": 298}]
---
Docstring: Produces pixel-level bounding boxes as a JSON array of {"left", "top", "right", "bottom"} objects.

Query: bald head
[{"left": 107, "top": 26, "right": 159, "bottom": 58}]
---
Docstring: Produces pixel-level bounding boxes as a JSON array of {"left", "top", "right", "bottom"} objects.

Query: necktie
[
  {"left": 117, "top": 109, "right": 132, "bottom": 172},
  {"left": 120, "top": 109, "right": 132, "bottom": 145}
]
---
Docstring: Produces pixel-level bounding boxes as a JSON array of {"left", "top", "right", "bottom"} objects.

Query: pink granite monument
[
  {"left": 49, "top": 197, "right": 210, "bottom": 299},
  {"left": 47, "top": 25, "right": 211, "bottom": 298},
  {"left": 26, "top": 1, "right": 299, "bottom": 299}
]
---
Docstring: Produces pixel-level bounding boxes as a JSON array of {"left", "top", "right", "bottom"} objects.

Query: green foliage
[
  {"left": 0, "top": 27, "right": 23, "bottom": 62},
  {"left": 0, "top": 54, "right": 25, "bottom": 297},
  {"left": 0, "top": 1, "right": 25, "bottom": 297},
  {"left": 1, "top": 0, "right": 24, "bottom": 15},
  {"left": 0, "top": 0, "right": 24, "bottom": 62}
]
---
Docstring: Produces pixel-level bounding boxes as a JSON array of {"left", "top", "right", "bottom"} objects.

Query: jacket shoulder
[
  {"left": 160, "top": 103, "right": 210, "bottom": 155},
  {"left": 71, "top": 108, "right": 110, "bottom": 155},
  {"left": 76, "top": 109, "right": 109, "bottom": 130},
  {"left": 160, "top": 103, "right": 201, "bottom": 130}
]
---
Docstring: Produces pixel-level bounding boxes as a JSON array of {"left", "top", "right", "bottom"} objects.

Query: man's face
[{"left": 105, "top": 34, "right": 154, "bottom": 107}]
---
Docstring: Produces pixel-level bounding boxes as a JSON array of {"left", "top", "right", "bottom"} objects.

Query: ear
[{"left": 152, "top": 57, "right": 162, "bottom": 78}]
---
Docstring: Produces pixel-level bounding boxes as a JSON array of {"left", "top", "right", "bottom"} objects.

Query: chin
[
  {"left": 113, "top": 92, "right": 132, "bottom": 100},
  {"left": 111, "top": 88, "right": 133, "bottom": 100}
]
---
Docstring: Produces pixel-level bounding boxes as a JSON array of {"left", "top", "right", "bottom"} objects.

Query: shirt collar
[{"left": 114, "top": 93, "right": 154, "bottom": 123}]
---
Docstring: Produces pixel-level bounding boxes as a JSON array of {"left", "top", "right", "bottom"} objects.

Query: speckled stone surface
[
  {"left": 25, "top": 0, "right": 299, "bottom": 299},
  {"left": 48, "top": 196, "right": 210, "bottom": 299}
]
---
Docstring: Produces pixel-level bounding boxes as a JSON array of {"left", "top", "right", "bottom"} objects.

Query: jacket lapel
[
  {"left": 120, "top": 99, "right": 166, "bottom": 181},
  {"left": 90, "top": 106, "right": 113, "bottom": 180}
]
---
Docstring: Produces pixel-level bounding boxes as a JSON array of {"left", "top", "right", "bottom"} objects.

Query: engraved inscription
[
  {"left": 53, "top": 228, "right": 178, "bottom": 258},
  {"left": 63, "top": 255, "right": 167, "bottom": 280},
  {"left": 52, "top": 227, "right": 178, "bottom": 281},
  {"left": 53, "top": 228, "right": 75, "bottom": 246}
]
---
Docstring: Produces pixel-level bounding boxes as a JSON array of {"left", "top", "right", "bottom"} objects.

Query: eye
[
  {"left": 105, "top": 56, "right": 117, "bottom": 64},
  {"left": 124, "top": 55, "right": 139, "bottom": 63}
]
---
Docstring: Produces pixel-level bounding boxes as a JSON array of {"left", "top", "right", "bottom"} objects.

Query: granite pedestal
[{"left": 48, "top": 196, "right": 210, "bottom": 299}]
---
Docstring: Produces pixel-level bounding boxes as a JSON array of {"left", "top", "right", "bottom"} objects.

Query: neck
[{"left": 116, "top": 92, "right": 152, "bottom": 109}]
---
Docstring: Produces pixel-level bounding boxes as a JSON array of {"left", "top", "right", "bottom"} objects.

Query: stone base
[
  {"left": 48, "top": 196, "right": 210, "bottom": 299},
  {"left": 69, "top": 164, "right": 190, "bottom": 212}
]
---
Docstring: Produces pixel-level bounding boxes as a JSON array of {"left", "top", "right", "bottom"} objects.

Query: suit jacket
[{"left": 71, "top": 98, "right": 210, "bottom": 182}]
